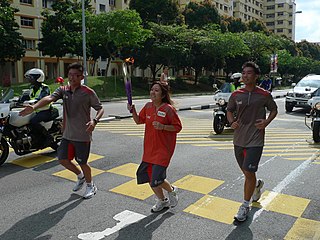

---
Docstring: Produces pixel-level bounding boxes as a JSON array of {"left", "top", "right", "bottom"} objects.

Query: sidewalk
[
  {"left": 100, "top": 89, "right": 288, "bottom": 122},
  {"left": 175, "top": 89, "right": 288, "bottom": 111}
]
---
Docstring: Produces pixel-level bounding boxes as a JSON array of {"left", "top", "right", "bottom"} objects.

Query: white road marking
[
  {"left": 252, "top": 151, "right": 318, "bottom": 221},
  {"left": 77, "top": 210, "right": 146, "bottom": 240}
]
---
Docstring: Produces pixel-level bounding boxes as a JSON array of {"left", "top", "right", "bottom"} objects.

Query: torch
[{"left": 123, "top": 57, "right": 134, "bottom": 112}]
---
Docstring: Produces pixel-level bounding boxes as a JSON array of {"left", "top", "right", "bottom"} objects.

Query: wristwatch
[{"left": 93, "top": 118, "right": 99, "bottom": 125}]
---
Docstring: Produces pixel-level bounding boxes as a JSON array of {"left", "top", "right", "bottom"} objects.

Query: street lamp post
[{"left": 82, "top": 0, "right": 87, "bottom": 85}]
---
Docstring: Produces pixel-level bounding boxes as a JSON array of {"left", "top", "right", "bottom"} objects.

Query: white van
[{"left": 285, "top": 74, "right": 320, "bottom": 112}]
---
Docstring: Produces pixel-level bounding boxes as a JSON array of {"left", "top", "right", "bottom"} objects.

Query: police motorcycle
[
  {"left": 212, "top": 73, "right": 242, "bottom": 134},
  {"left": 305, "top": 88, "right": 320, "bottom": 143},
  {"left": 0, "top": 69, "right": 63, "bottom": 166}
]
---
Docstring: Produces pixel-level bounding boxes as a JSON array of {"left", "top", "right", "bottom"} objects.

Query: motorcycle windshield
[{"left": 219, "top": 83, "right": 232, "bottom": 93}]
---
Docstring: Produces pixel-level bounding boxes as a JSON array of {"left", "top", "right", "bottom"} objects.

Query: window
[
  {"left": 277, "top": 20, "right": 283, "bottom": 24},
  {"left": 278, "top": 12, "right": 284, "bottom": 16},
  {"left": 266, "top": 14, "right": 275, "bottom": 18},
  {"left": 20, "top": 0, "right": 32, "bottom": 4},
  {"left": 266, "top": 22, "right": 274, "bottom": 26},
  {"left": 277, "top": 29, "right": 283, "bottom": 33},
  {"left": 23, "top": 39, "right": 36, "bottom": 50},
  {"left": 43, "top": 0, "right": 54, "bottom": 8},
  {"left": 289, "top": 21, "right": 292, "bottom": 25},
  {"left": 21, "top": 17, "right": 34, "bottom": 27},
  {"left": 278, "top": 3, "right": 284, "bottom": 8},
  {"left": 109, "top": 0, "right": 115, "bottom": 6},
  {"left": 267, "top": 6, "right": 275, "bottom": 10},
  {"left": 99, "top": 4, "right": 106, "bottom": 12}
]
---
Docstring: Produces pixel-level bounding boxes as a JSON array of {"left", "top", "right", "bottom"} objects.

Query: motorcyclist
[
  {"left": 23, "top": 68, "right": 53, "bottom": 147},
  {"left": 230, "top": 72, "right": 242, "bottom": 92}
]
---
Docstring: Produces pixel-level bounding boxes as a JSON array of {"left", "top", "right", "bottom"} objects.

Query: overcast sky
[{"left": 295, "top": 0, "right": 320, "bottom": 42}]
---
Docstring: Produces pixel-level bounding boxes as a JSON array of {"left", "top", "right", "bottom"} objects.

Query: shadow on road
[
  {"left": 224, "top": 207, "right": 262, "bottom": 240},
  {"left": 0, "top": 194, "right": 83, "bottom": 240},
  {"left": 115, "top": 210, "right": 175, "bottom": 240}
]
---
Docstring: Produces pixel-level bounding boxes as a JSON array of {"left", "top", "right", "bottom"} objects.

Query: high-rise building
[
  {"left": 4, "top": 0, "right": 297, "bottom": 85},
  {"left": 262, "top": 0, "right": 297, "bottom": 40},
  {"left": 7, "top": 0, "right": 128, "bottom": 84},
  {"left": 179, "top": 0, "right": 297, "bottom": 40}
]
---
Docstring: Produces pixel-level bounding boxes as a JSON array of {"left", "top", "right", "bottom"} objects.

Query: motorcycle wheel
[
  {"left": 313, "top": 121, "right": 320, "bottom": 143},
  {"left": 0, "top": 138, "right": 9, "bottom": 166},
  {"left": 213, "top": 115, "right": 225, "bottom": 134},
  {"left": 285, "top": 103, "right": 293, "bottom": 112}
]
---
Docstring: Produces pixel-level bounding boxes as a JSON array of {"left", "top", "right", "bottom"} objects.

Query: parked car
[{"left": 285, "top": 74, "right": 320, "bottom": 112}]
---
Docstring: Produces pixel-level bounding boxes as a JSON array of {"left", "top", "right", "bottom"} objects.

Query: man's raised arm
[{"left": 19, "top": 95, "right": 56, "bottom": 116}]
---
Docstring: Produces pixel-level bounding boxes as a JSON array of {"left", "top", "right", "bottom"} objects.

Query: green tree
[
  {"left": 0, "top": 0, "right": 25, "bottom": 86},
  {"left": 129, "top": 0, "right": 181, "bottom": 25},
  {"left": 221, "top": 16, "right": 247, "bottom": 33},
  {"left": 247, "top": 19, "right": 269, "bottom": 34},
  {"left": 87, "top": 10, "right": 151, "bottom": 75},
  {"left": 132, "top": 23, "right": 191, "bottom": 80},
  {"left": 182, "top": 0, "right": 220, "bottom": 28},
  {"left": 297, "top": 40, "right": 320, "bottom": 61},
  {"left": 38, "top": 0, "right": 91, "bottom": 74}
]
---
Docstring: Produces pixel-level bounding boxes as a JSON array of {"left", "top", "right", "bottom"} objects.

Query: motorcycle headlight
[
  {"left": 287, "top": 92, "right": 294, "bottom": 97},
  {"left": 315, "top": 102, "right": 320, "bottom": 110},
  {"left": 218, "top": 98, "right": 226, "bottom": 105},
  {"left": 307, "top": 93, "right": 312, "bottom": 98}
]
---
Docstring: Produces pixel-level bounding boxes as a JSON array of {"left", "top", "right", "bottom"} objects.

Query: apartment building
[
  {"left": 179, "top": 0, "right": 297, "bottom": 39},
  {"left": 263, "top": 0, "right": 297, "bottom": 40},
  {"left": 4, "top": 0, "right": 297, "bottom": 85},
  {"left": 6, "top": 0, "right": 128, "bottom": 84}
]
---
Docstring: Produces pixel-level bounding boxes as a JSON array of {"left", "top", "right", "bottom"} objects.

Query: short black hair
[
  {"left": 242, "top": 61, "right": 261, "bottom": 75},
  {"left": 68, "top": 62, "right": 83, "bottom": 73}
]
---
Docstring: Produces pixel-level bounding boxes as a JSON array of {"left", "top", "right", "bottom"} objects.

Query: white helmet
[
  {"left": 231, "top": 72, "right": 242, "bottom": 80},
  {"left": 24, "top": 68, "right": 45, "bottom": 83}
]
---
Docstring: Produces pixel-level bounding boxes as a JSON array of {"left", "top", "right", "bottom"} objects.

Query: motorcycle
[
  {"left": 0, "top": 99, "right": 63, "bottom": 166},
  {"left": 212, "top": 83, "right": 233, "bottom": 134},
  {"left": 305, "top": 95, "right": 320, "bottom": 142}
]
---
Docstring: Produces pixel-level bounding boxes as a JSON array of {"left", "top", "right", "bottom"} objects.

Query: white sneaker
[
  {"left": 234, "top": 204, "right": 250, "bottom": 222},
  {"left": 151, "top": 198, "right": 170, "bottom": 213},
  {"left": 73, "top": 176, "right": 85, "bottom": 192},
  {"left": 168, "top": 186, "right": 178, "bottom": 208},
  {"left": 252, "top": 179, "right": 264, "bottom": 202},
  {"left": 83, "top": 184, "right": 97, "bottom": 199}
]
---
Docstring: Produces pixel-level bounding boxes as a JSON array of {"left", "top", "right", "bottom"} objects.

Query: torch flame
[{"left": 125, "top": 57, "right": 134, "bottom": 64}]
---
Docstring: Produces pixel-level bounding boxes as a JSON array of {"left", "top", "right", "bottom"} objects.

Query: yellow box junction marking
[
  {"left": 184, "top": 195, "right": 241, "bottom": 224},
  {"left": 87, "top": 153, "right": 104, "bottom": 163},
  {"left": 173, "top": 174, "right": 224, "bottom": 194},
  {"left": 285, "top": 218, "right": 320, "bottom": 240},
  {"left": 107, "top": 163, "right": 139, "bottom": 178},
  {"left": 110, "top": 179, "right": 154, "bottom": 200},
  {"left": 53, "top": 166, "right": 105, "bottom": 182},
  {"left": 11, "top": 154, "right": 55, "bottom": 168},
  {"left": 257, "top": 191, "right": 310, "bottom": 218}
]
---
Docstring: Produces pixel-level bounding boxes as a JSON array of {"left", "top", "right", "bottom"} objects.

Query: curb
[{"left": 106, "top": 93, "right": 287, "bottom": 120}]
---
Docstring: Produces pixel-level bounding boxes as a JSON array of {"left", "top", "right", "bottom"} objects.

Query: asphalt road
[{"left": 1, "top": 94, "right": 320, "bottom": 240}]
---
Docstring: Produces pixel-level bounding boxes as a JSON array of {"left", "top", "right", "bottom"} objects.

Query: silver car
[{"left": 285, "top": 74, "right": 320, "bottom": 112}]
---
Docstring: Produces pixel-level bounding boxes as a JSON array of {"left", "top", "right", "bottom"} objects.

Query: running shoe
[
  {"left": 151, "top": 198, "right": 170, "bottom": 213},
  {"left": 252, "top": 179, "right": 264, "bottom": 202},
  {"left": 234, "top": 204, "right": 250, "bottom": 222},
  {"left": 83, "top": 184, "right": 97, "bottom": 199},
  {"left": 73, "top": 176, "right": 85, "bottom": 192},
  {"left": 168, "top": 186, "right": 178, "bottom": 208}
]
